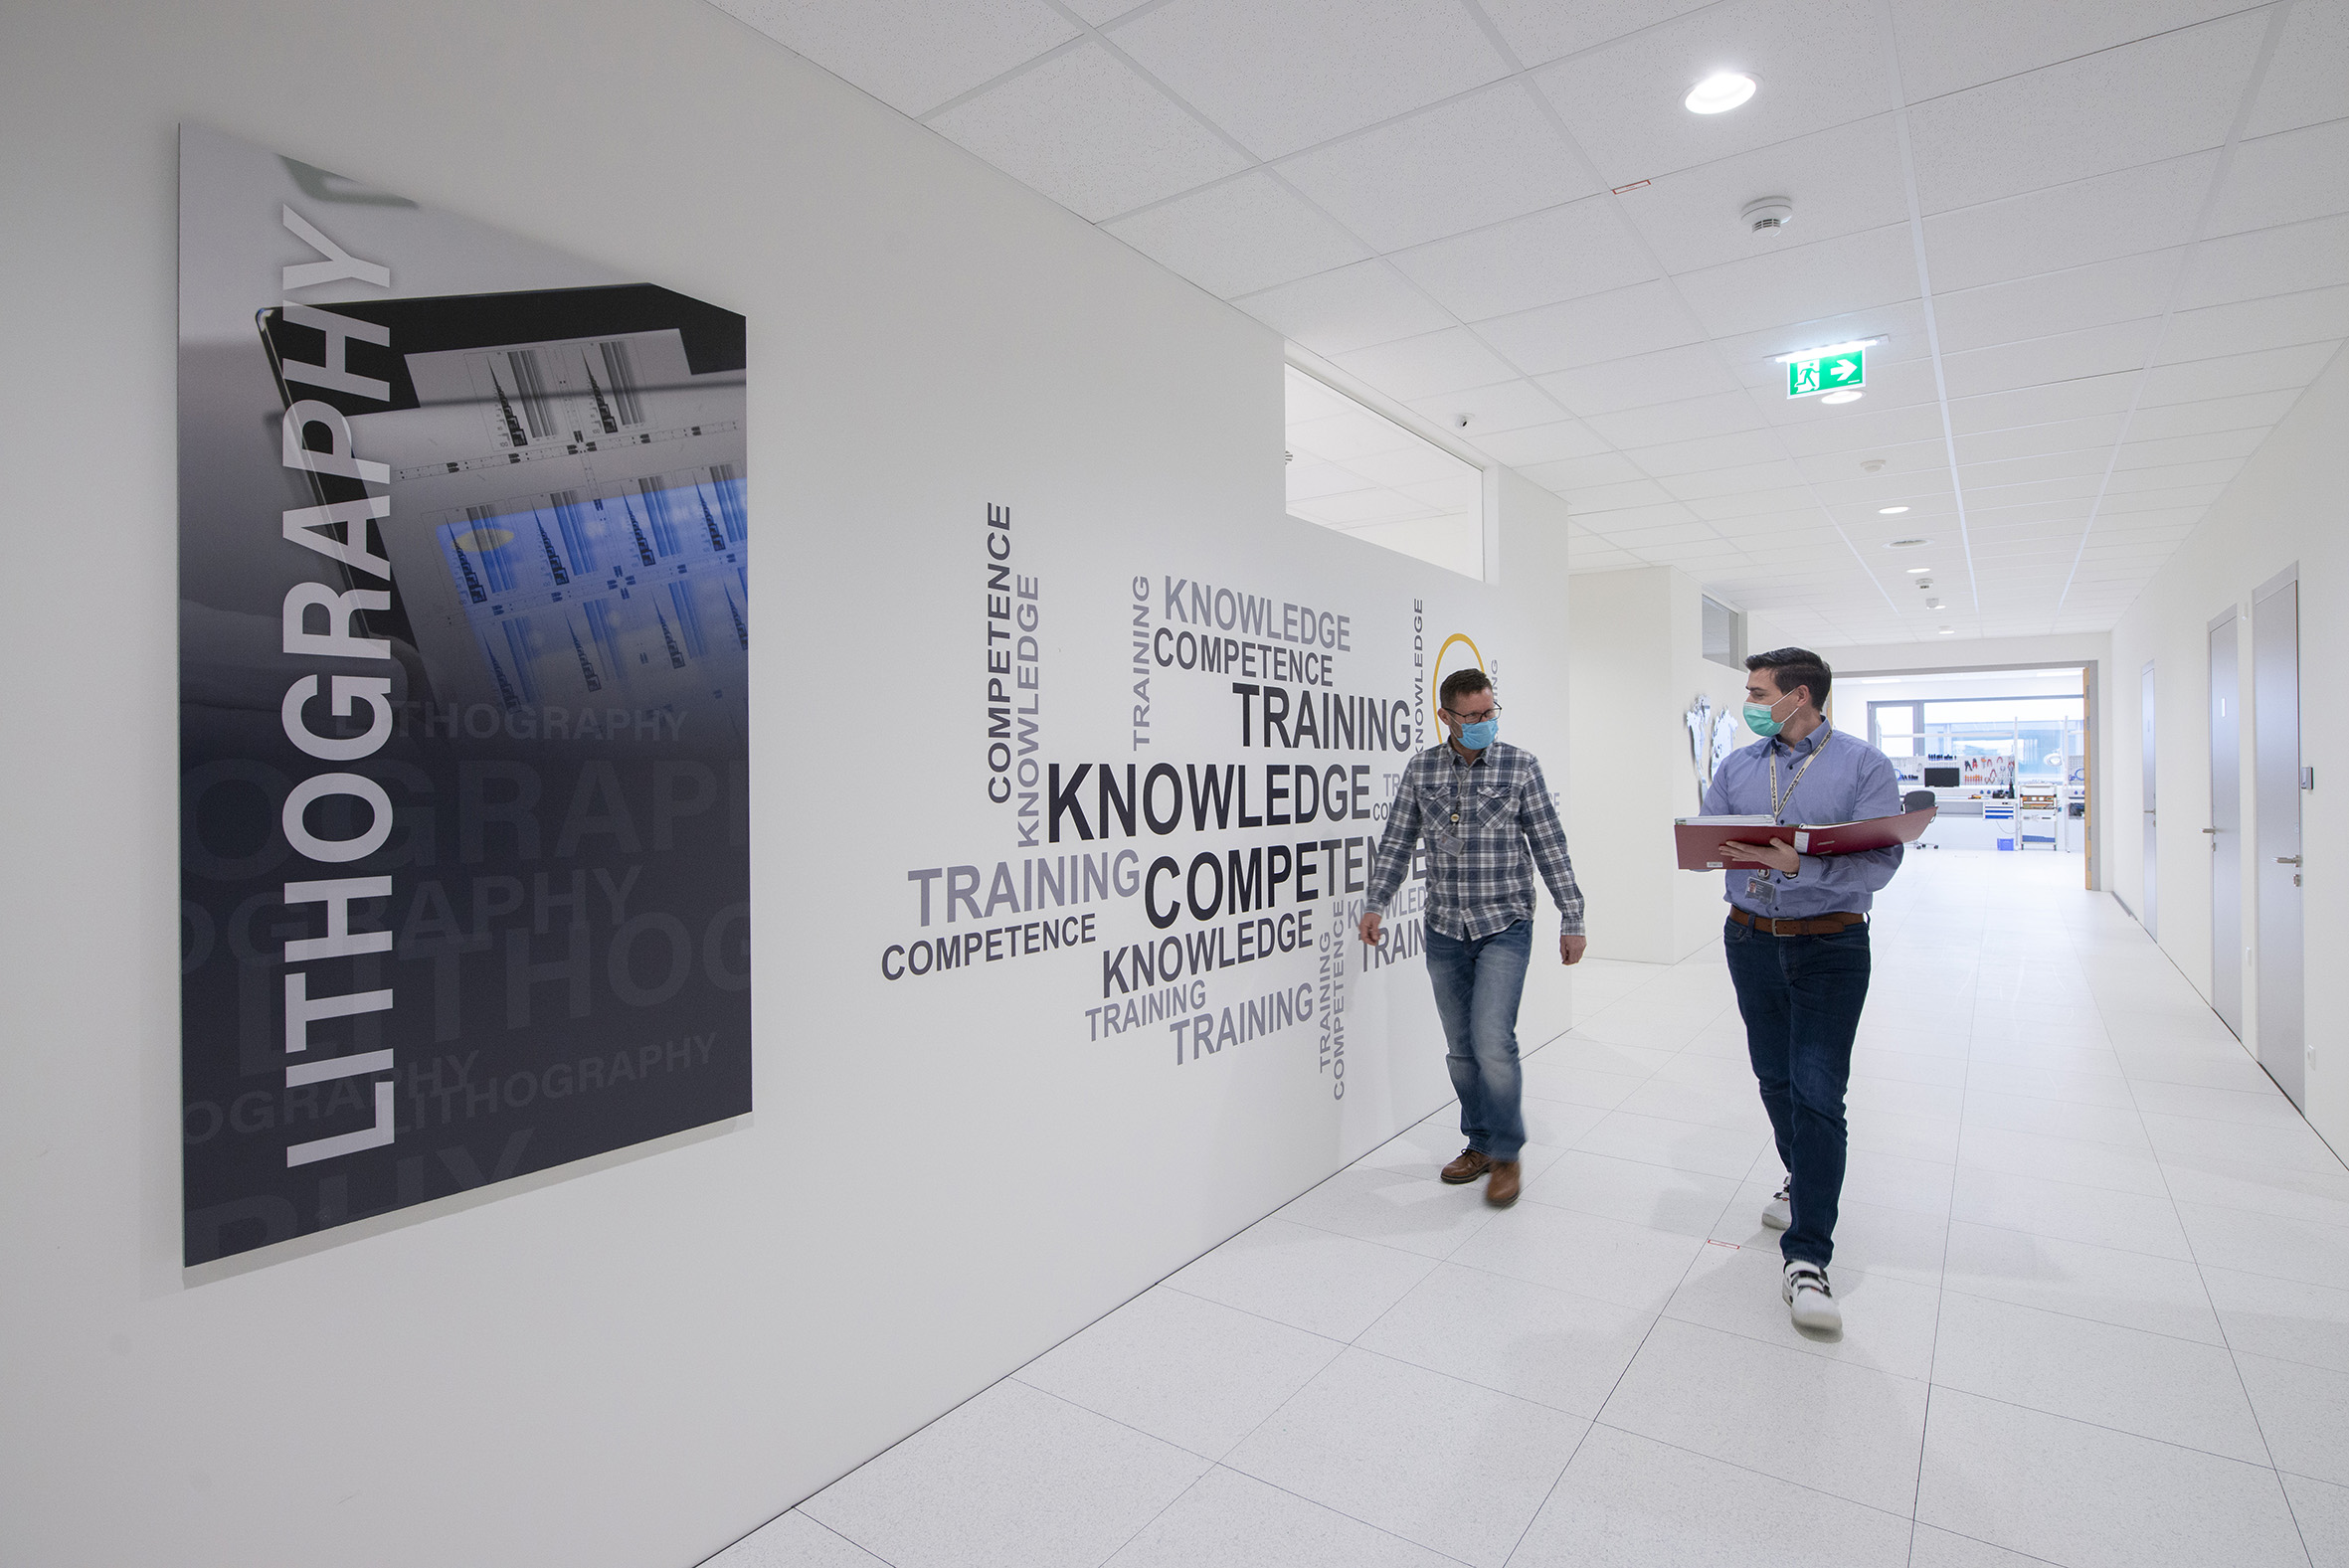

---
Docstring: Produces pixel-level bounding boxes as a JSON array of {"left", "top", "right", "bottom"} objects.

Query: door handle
[
  {"left": 2276, "top": 856, "right": 2302, "bottom": 866},
  {"left": 2202, "top": 827, "right": 2220, "bottom": 834}
]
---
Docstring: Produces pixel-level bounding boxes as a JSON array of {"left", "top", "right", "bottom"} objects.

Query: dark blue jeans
[
  {"left": 1425, "top": 919, "right": 1533, "bottom": 1163},
  {"left": 1723, "top": 916, "right": 1872, "bottom": 1268}
]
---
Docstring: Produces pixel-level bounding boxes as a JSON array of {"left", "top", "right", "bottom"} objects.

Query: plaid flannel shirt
[{"left": 1363, "top": 739, "right": 1584, "bottom": 941}]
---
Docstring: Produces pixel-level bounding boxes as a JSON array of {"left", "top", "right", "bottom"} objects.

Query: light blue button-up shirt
[{"left": 1700, "top": 722, "right": 1905, "bottom": 920}]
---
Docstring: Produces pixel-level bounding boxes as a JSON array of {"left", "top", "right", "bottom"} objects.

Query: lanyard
[{"left": 1768, "top": 725, "right": 1832, "bottom": 821}]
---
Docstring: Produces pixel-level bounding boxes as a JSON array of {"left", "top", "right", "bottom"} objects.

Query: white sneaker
[
  {"left": 1761, "top": 1179, "right": 1791, "bottom": 1231},
  {"left": 1783, "top": 1260, "right": 1841, "bottom": 1334}
]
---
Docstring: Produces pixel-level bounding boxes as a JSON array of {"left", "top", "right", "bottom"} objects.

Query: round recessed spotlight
[
  {"left": 1685, "top": 72, "right": 1757, "bottom": 113},
  {"left": 1821, "top": 389, "right": 1863, "bottom": 405},
  {"left": 1878, "top": 505, "right": 1909, "bottom": 515}
]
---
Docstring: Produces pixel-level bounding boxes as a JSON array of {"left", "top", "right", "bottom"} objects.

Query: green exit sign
[{"left": 1787, "top": 349, "right": 1866, "bottom": 398}]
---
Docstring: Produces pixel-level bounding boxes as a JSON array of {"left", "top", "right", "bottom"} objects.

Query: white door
[
  {"left": 2254, "top": 578, "right": 2304, "bottom": 1108},
  {"left": 2211, "top": 614, "right": 2242, "bottom": 1037},
  {"left": 2141, "top": 660, "right": 2158, "bottom": 938}
]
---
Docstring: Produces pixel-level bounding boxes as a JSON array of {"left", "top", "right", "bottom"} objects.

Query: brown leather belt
[{"left": 1729, "top": 907, "right": 1867, "bottom": 937}]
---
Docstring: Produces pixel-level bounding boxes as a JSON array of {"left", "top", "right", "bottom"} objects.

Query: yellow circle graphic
[
  {"left": 451, "top": 526, "right": 515, "bottom": 555},
  {"left": 1432, "top": 632, "right": 1485, "bottom": 717}
]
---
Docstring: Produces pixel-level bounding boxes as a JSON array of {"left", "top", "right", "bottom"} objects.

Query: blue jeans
[
  {"left": 1425, "top": 919, "right": 1533, "bottom": 1163},
  {"left": 1722, "top": 917, "right": 1872, "bottom": 1268}
]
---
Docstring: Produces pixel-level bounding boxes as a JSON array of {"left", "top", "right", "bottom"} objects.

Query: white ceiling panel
[
  {"left": 1479, "top": 0, "right": 1719, "bottom": 68},
  {"left": 1621, "top": 114, "right": 1909, "bottom": 275},
  {"left": 1067, "top": 0, "right": 1150, "bottom": 20},
  {"left": 1233, "top": 260, "right": 1455, "bottom": 355},
  {"left": 2124, "top": 389, "right": 2303, "bottom": 438},
  {"left": 1406, "top": 377, "right": 1566, "bottom": 435},
  {"left": 2139, "top": 340, "right": 2343, "bottom": 403},
  {"left": 1565, "top": 499, "right": 1704, "bottom": 530},
  {"left": 1534, "top": 0, "right": 1900, "bottom": 187},
  {"left": 930, "top": 42, "right": 1247, "bottom": 221},
  {"left": 1931, "top": 250, "right": 2183, "bottom": 354},
  {"left": 711, "top": 0, "right": 1077, "bottom": 116},
  {"left": 1516, "top": 451, "right": 1651, "bottom": 491},
  {"left": 1288, "top": 409, "right": 1421, "bottom": 461},
  {"left": 2105, "top": 459, "right": 2245, "bottom": 493},
  {"left": 1386, "top": 196, "right": 1659, "bottom": 322},
  {"left": 1955, "top": 449, "right": 2117, "bottom": 491},
  {"left": 1922, "top": 153, "right": 2218, "bottom": 293},
  {"left": 1332, "top": 326, "right": 1520, "bottom": 400},
  {"left": 1887, "top": 0, "right": 2258, "bottom": 101},
  {"left": 1947, "top": 372, "right": 2141, "bottom": 434},
  {"left": 1559, "top": 477, "right": 1682, "bottom": 511},
  {"left": 1104, "top": 171, "right": 1369, "bottom": 298},
  {"left": 1661, "top": 458, "right": 1810, "bottom": 501},
  {"left": 2157, "top": 286, "right": 2349, "bottom": 364},
  {"left": 1275, "top": 82, "right": 1595, "bottom": 252},
  {"left": 1671, "top": 223, "right": 1919, "bottom": 338},
  {"left": 2242, "top": 0, "right": 2349, "bottom": 138},
  {"left": 1938, "top": 318, "right": 2161, "bottom": 400},
  {"left": 2100, "top": 484, "right": 2229, "bottom": 511},
  {"left": 2113, "top": 428, "right": 2274, "bottom": 468},
  {"left": 1477, "top": 279, "right": 1710, "bottom": 375},
  {"left": 1466, "top": 419, "right": 1615, "bottom": 466},
  {"left": 1584, "top": 390, "right": 1769, "bottom": 449},
  {"left": 2207, "top": 119, "right": 2349, "bottom": 237},
  {"left": 1536, "top": 343, "right": 1744, "bottom": 415},
  {"left": 1110, "top": 0, "right": 1511, "bottom": 160},
  {"left": 2177, "top": 216, "right": 2349, "bottom": 311},
  {"left": 1686, "top": 485, "right": 1835, "bottom": 521},
  {"left": 1903, "top": 12, "right": 2263, "bottom": 214},
  {"left": 1625, "top": 428, "right": 1791, "bottom": 476},
  {"left": 1771, "top": 397, "right": 1948, "bottom": 456},
  {"left": 1956, "top": 415, "right": 2130, "bottom": 464}
]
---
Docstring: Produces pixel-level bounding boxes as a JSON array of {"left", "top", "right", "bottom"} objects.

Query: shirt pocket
[{"left": 1465, "top": 780, "right": 1515, "bottom": 831}]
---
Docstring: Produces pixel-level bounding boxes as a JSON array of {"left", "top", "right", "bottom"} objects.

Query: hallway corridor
[{"left": 727, "top": 853, "right": 2349, "bottom": 1568}]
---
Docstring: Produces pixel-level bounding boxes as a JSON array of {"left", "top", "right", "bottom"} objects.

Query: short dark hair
[
  {"left": 1745, "top": 646, "right": 1832, "bottom": 713},
  {"left": 1438, "top": 667, "right": 1492, "bottom": 712}
]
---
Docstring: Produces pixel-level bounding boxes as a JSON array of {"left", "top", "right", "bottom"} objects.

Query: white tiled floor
[{"left": 717, "top": 852, "right": 2349, "bottom": 1567}]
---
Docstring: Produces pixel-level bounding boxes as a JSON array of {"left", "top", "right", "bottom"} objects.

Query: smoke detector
[
  {"left": 1860, "top": 458, "right": 1887, "bottom": 474},
  {"left": 1914, "top": 578, "right": 1934, "bottom": 590},
  {"left": 1741, "top": 196, "right": 1795, "bottom": 235}
]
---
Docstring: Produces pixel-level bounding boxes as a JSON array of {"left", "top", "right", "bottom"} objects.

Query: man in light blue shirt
[{"left": 1702, "top": 647, "right": 1904, "bottom": 1335}]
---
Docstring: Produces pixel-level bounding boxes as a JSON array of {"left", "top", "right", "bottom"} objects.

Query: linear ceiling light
[
  {"left": 1685, "top": 72, "right": 1757, "bottom": 113},
  {"left": 1879, "top": 505, "right": 1909, "bottom": 514},
  {"left": 1775, "top": 339, "right": 1882, "bottom": 363}
]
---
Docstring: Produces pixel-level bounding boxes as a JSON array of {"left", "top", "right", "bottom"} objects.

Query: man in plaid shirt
[{"left": 1358, "top": 667, "right": 1587, "bottom": 1207}]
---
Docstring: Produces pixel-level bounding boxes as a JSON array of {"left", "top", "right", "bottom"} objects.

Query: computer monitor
[{"left": 1922, "top": 765, "right": 1961, "bottom": 787}]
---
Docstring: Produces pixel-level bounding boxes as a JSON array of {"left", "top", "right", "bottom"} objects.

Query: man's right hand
[{"left": 1358, "top": 910, "right": 1383, "bottom": 947}]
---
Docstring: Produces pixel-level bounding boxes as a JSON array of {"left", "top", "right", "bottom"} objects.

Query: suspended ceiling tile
[
  {"left": 1467, "top": 419, "right": 1616, "bottom": 466},
  {"left": 1947, "top": 371, "right": 2142, "bottom": 434},
  {"left": 2176, "top": 215, "right": 2349, "bottom": 311},
  {"left": 1068, "top": 0, "right": 1149, "bottom": 19},
  {"left": 1387, "top": 196, "right": 1659, "bottom": 322},
  {"left": 2207, "top": 119, "right": 2349, "bottom": 236},
  {"left": 1406, "top": 377, "right": 1566, "bottom": 436},
  {"left": 1960, "top": 472, "right": 2109, "bottom": 509},
  {"left": 2119, "top": 390, "right": 2300, "bottom": 438},
  {"left": 1583, "top": 390, "right": 1770, "bottom": 449},
  {"left": 1535, "top": 342, "right": 1744, "bottom": 415},
  {"left": 1659, "top": 457, "right": 1810, "bottom": 501},
  {"left": 1557, "top": 476, "right": 1681, "bottom": 511},
  {"left": 2158, "top": 286, "right": 2349, "bottom": 364},
  {"left": 2113, "top": 428, "right": 2273, "bottom": 468},
  {"left": 1956, "top": 414, "right": 2130, "bottom": 465},
  {"left": 1477, "top": 278, "right": 1709, "bottom": 375},
  {"left": 1233, "top": 260, "right": 1455, "bottom": 355},
  {"left": 2104, "top": 457, "right": 2244, "bottom": 492},
  {"left": 1276, "top": 81, "right": 1596, "bottom": 252},
  {"left": 1534, "top": 0, "right": 1901, "bottom": 189},
  {"left": 1352, "top": 441, "right": 1479, "bottom": 487},
  {"left": 1959, "top": 450, "right": 2117, "bottom": 492},
  {"left": 1111, "top": 0, "right": 1511, "bottom": 160},
  {"left": 712, "top": 0, "right": 1076, "bottom": 116},
  {"left": 1518, "top": 451, "right": 1652, "bottom": 491},
  {"left": 2139, "top": 339, "right": 2341, "bottom": 402},
  {"left": 1625, "top": 428, "right": 1790, "bottom": 477},
  {"left": 1931, "top": 250, "right": 2183, "bottom": 354},
  {"left": 1479, "top": 0, "right": 1719, "bottom": 69},
  {"left": 931, "top": 42, "right": 1247, "bottom": 221},
  {"left": 1887, "top": 0, "right": 2256, "bottom": 102},
  {"left": 1104, "top": 171, "right": 1369, "bottom": 298},
  {"left": 1566, "top": 499, "right": 1703, "bottom": 530},
  {"left": 1333, "top": 327, "right": 1521, "bottom": 401},
  {"left": 1288, "top": 410, "right": 1420, "bottom": 462},
  {"left": 1938, "top": 317, "right": 2162, "bottom": 401},
  {"left": 1285, "top": 458, "right": 1376, "bottom": 501},
  {"left": 1626, "top": 114, "right": 1909, "bottom": 276},
  {"left": 1684, "top": 483, "right": 1826, "bottom": 520},
  {"left": 1672, "top": 223, "right": 1919, "bottom": 339},
  {"left": 1922, "top": 152, "right": 2217, "bottom": 293},
  {"left": 2100, "top": 482, "right": 2230, "bottom": 511},
  {"left": 1774, "top": 400, "right": 1948, "bottom": 457},
  {"left": 1906, "top": 13, "right": 2263, "bottom": 214},
  {"left": 2243, "top": 0, "right": 2349, "bottom": 137}
]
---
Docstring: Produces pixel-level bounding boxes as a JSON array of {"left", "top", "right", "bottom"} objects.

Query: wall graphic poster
[{"left": 177, "top": 127, "right": 750, "bottom": 1264}]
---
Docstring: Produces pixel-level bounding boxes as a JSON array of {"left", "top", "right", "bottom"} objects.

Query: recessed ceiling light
[
  {"left": 1938, "top": 627, "right": 1956, "bottom": 634},
  {"left": 1774, "top": 338, "right": 1882, "bottom": 364},
  {"left": 1879, "top": 505, "right": 1909, "bottom": 514},
  {"left": 1821, "top": 389, "right": 1863, "bottom": 405},
  {"left": 1685, "top": 72, "right": 1757, "bottom": 113},
  {"left": 1886, "top": 538, "right": 1930, "bottom": 549},
  {"left": 1905, "top": 566, "right": 1931, "bottom": 574}
]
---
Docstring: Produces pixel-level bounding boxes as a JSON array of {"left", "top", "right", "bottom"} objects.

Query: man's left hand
[
  {"left": 1720, "top": 839, "right": 1801, "bottom": 875},
  {"left": 1560, "top": 934, "right": 1587, "bottom": 965}
]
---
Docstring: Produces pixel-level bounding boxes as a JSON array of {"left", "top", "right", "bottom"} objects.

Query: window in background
[
  {"left": 1285, "top": 366, "right": 1485, "bottom": 579},
  {"left": 1702, "top": 595, "right": 1745, "bottom": 668},
  {"left": 1871, "top": 701, "right": 1919, "bottom": 759}
]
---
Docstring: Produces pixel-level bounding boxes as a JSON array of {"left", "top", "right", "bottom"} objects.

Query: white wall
[
  {"left": 0, "top": 4, "right": 1576, "bottom": 1565},
  {"left": 2107, "top": 344, "right": 2349, "bottom": 1153}
]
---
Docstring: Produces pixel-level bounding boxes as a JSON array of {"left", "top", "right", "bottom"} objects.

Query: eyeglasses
[{"left": 1442, "top": 703, "right": 1502, "bottom": 722}]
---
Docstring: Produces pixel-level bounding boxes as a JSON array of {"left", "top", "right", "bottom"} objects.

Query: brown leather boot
[
  {"left": 1486, "top": 1161, "right": 1523, "bottom": 1207},
  {"left": 1440, "top": 1147, "right": 1492, "bottom": 1184}
]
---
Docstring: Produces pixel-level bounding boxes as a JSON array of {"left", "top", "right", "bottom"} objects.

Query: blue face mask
[
  {"left": 1743, "top": 692, "right": 1795, "bottom": 737},
  {"left": 1453, "top": 716, "right": 1498, "bottom": 751}
]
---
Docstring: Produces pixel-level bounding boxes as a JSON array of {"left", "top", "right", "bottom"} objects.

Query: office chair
[{"left": 1903, "top": 788, "right": 1940, "bottom": 848}]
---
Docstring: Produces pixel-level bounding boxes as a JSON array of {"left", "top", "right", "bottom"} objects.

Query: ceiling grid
[{"left": 709, "top": 0, "right": 2349, "bottom": 645}]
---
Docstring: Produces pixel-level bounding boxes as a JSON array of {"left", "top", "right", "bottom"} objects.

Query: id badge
[{"left": 1746, "top": 874, "right": 1775, "bottom": 906}]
